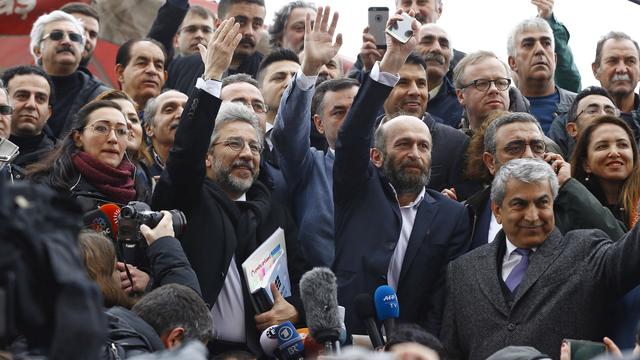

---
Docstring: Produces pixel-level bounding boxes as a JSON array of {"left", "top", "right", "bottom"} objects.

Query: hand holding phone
[
  {"left": 368, "top": 7, "right": 388, "bottom": 49},
  {"left": 565, "top": 339, "right": 606, "bottom": 360},
  {"left": 385, "top": 12, "right": 416, "bottom": 44}
]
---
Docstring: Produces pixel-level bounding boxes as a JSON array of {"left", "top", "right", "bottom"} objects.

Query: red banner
[{"left": 0, "top": 0, "right": 90, "bottom": 35}]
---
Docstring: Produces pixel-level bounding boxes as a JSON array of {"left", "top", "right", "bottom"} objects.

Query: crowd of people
[{"left": 1, "top": 0, "right": 640, "bottom": 359}]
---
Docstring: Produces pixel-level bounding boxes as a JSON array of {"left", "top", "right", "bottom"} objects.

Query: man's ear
[
  {"left": 215, "top": 17, "right": 222, "bottom": 28},
  {"left": 173, "top": 34, "right": 180, "bottom": 51},
  {"left": 115, "top": 64, "right": 125, "bottom": 88},
  {"left": 592, "top": 62, "right": 601, "bottom": 80},
  {"left": 483, "top": 151, "right": 497, "bottom": 176},
  {"left": 371, "top": 147, "right": 384, "bottom": 168},
  {"left": 205, "top": 152, "right": 213, "bottom": 169},
  {"left": 456, "top": 88, "right": 465, "bottom": 105},
  {"left": 32, "top": 45, "right": 42, "bottom": 60},
  {"left": 491, "top": 200, "right": 502, "bottom": 224},
  {"left": 507, "top": 56, "right": 517, "bottom": 72},
  {"left": 566, "top": 122, "right": 578, "bottom": 139},
  {"left": 145, "top": 123, "right": 154, "bottom": 138},
  {"left": 313, "top": 114, "right": 324, "bottom": 134},
  {"left": 160, "top": 327, "right": 184, "bottom": 350}
]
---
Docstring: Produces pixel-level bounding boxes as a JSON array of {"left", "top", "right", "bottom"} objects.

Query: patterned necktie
[{"left": 505, "top": 248, "right": 532, "bottom": 292}]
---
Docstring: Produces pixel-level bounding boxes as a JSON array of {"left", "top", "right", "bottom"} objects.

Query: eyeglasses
[
  {"left": 461, "top": 78, "right": 511, "bottom": 92},
  {"left": 213, "top": 137, "right": 263, "bottom": 155},
  {"left": 0, "top": 105, "right": 12, "bottom": 116},
  {"left": 232, "top": 100, "right": 269, "bottom": 114},
  {"left": 180, "top": 25, "right": 214, "bottom": 34},
  {"left": 84, "top": 123, "right": 130, "bottom": 139},
  {"left": 503, "top": 139, "right": 546, "bottom": 156},
  {"left": 42, "top": 30, "right": 83, "bottom": 44},
  {"left": 575, "top": 105, "right": 620, "bottom": 119}
]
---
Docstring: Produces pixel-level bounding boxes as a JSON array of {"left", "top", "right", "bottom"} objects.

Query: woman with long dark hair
[
  {"left": 27, "top": 99, "right": 150, "bottom": 209},
  {"left": 571, "top": 115, "right": 640, "bottom": 229}
]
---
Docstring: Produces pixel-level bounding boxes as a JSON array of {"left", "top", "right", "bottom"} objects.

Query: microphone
[
  {"left": 276, "top": 321, "right": 304, "bottom": 360},
  {"left": 259, "top": 325, "right": 279, "bottom": 358},
  {"left": 82, "top": 203, "right": 121, "bottom": 241},
  {"left": 299, "top": 267, "right": 342, "bottom": 355},
  {"left": 374, "top": 285, "right": 399, "bottom": 338},
  {"left": 354, "top": 293, "right": 385, "bottom": 349}
]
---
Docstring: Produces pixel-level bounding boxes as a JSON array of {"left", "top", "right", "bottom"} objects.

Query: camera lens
[
  {"left": 405, "top": 30, "right": 413, "bottom": 37},
  {"left": 375, "top": 15, "right": 382, "bottom": 21}
]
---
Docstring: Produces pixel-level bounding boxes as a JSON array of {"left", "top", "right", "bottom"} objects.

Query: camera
[{"left": 116, "top": 201, "right": 187, "bottom": 265}]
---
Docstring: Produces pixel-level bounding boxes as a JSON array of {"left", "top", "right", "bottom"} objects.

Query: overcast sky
[{"left": 264, "top": 0, "right": 639, "bottom": 89}]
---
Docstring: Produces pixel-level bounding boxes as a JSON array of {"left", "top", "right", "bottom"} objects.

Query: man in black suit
[
  {"left": 333, "top": 10, "right": 469, "bottom": 335},
  {"left": 151, "top": 18, "right": 307, "bottom": 357},
  {"left": 442, "top": 158, "right": 640, "bottom": 360}
]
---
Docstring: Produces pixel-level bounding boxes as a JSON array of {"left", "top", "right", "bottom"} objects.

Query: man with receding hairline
[{"left": 332, "top": 10, "right": 469, "bottom": 335}]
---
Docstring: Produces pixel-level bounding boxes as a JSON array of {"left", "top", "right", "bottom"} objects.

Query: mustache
[
  {"left": 56, "top": 44, "right": 76, "bottom": 55},
  {"left": 612, "top": 74, "right": 631, "bottom": 81},
  {"left": 239, "top": 36, "right": 256, "bottom": 47},
  {"left": 232, "top": 159, "right": 255, "bottom": 171},
  {"left": 424, "top": 52, "right": 445, "bottom": 65},
  {"left": 414, "top": 13, "right": 427, "bottom": 24}
]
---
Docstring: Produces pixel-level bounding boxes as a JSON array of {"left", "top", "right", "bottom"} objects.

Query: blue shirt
[{"left": 527, "top": 91, "right": 560, "bottom": 135}]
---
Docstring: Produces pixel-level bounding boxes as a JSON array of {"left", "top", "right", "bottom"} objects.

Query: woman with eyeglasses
[
  {"left": 95, "top": 90, "right": 154, "bottom": 193},
  {"left": 27, "top": 99, "right": 150, "bottom": 210},
  {"left": 570, "top": 115, "right": 640, "bottom": 230}
]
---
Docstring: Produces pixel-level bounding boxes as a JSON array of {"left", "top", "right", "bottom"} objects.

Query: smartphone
[
  {"left": 566, "top": 339, "right": 606, "bottom": 360},
  {"left": 385, "top": 12, "right": 415, "bottom": 44},
  {"left": 368, "top": 7, "right": 389, "bottom": 49}
]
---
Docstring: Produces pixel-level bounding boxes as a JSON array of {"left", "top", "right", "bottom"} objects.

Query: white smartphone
[
  {"left": 368, "top": 7, "right": 389, "bottom": 49},
  {"left": 385, "top": 12, "right": 415, "bottom": 44}
]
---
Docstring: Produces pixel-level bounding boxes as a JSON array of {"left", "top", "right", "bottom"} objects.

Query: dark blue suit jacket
[{"left": 333, "top": 73, "right": 470, "bottom": 335}]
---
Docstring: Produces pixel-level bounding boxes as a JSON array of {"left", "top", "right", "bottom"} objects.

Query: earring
[{"left": 585, "top": 174, "right": 590, "bottom": 182}]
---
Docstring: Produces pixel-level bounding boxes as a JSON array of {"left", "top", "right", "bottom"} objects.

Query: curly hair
[{"left": 268, "top": 1, "right": 316, "bottom": 48}]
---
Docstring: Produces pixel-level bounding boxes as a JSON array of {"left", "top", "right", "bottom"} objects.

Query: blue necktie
[{"left": 505, "top": 248, "right": 532, "bottom": 292}]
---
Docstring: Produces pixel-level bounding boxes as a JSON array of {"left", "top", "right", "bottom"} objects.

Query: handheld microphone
[
  {"left": 82, "top": 203, "right": 121, "bottom": 241},
  {"left": 374, "top": 285, "right": 399, "bottom": 338},
  {"left": 259, "top": 325, "right": 280, "bottom": 358},
  {"left": 276, "top": 321, "right": 304, "bottom": 360},
  {"left": 354, "top": 293, "right": 385, "bottom": 348},
  {"left": 299, "top": 267, "right": 342, "bottom": 355}
]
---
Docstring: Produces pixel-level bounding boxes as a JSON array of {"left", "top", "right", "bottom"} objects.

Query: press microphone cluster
[
  {"left": 82, "top": 203, "right": 121, "bottom": 241},
  {"left": 260, "top": 322, "right": 304, "bottom": 360}
]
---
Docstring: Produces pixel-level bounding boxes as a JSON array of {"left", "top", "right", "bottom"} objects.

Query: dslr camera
[{"left": 116, "top": 201, "right": 187, "bottom": 265}]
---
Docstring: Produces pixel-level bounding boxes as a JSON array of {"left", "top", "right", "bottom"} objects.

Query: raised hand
[
  {"left": 380, "top": 9, "right": 420, "bottom": 75},
  {"left": 301, "top": 5, "right": 343, "bottom": 76},
  {"left": 532, "top": 0, "right": 554, "bottom": 19},
  {"left": 198, "top": 18, "right": 242, "bottom": 80},
  {"left": 360, "top": 26, "right": 385, "bottom": 72}
]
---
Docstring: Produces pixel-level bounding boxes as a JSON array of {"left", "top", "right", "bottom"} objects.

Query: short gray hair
[
  {"left": 222, "top": 73, "right": 260, "bottom": 90},
  {"left": 491, "top": 158, "right": 559, "bottom": 206},
  {"left": 507, "top": 17, "right": 554, "bottom": 59},
  {"left": 484, "top": 112, "right": 542, "bottom": 155},
  {"left": 210, "top": 101, "right": 263, "bottom": 148},
  {"left": 143, "top": 89, "right": 182, "bottom": 128},
  {"left": 30, "top": 10, "right": 85, "bottom": 63},
  {"left": 453, "top": 50, "right": 510, "bottom": 89}
]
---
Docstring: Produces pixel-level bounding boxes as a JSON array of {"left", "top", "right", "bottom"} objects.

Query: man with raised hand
[{"left": 272, "top": 6, "right": 348, "bottom": 267}]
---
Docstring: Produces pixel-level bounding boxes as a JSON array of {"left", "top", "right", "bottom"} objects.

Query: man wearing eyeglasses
[
  {"left": 29, "top": 10, "right": 109, "bottom": 139},
  {"left": 464, "top": 112, "right": 625, "bottom": 251},
  {"left": 220, "top": 73, "right": 288, "bottom": 206},
  {"left": 152, "top": 19, "right": 308, "bottom": 357},
  {"left": 143, "top": 90, "right": 189, "bottom": 177},
  {"left": 174, "top": 6, "right": 216, "bottom": 57},
  {"left": 164, "top": 0, "right": 267, "bottom": 94}
]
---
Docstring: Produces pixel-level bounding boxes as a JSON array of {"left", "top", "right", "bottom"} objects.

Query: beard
[
  {"left": 382, "top": 152, "right": 431, "bottom": 196},
  {"left": 213, "top": 157, "right": 258, "bottom": 196}
]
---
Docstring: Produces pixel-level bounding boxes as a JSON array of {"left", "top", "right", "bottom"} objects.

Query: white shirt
[
  {"left": 387, "top": 187, "right": 426, "bottom": 290},
  {"left": 488, "top": 212, "right": 502, "bottom": 244},
  {"left": 501, "top": 237, "right": 536, "bottom": 281},
  {"left": 210, "top": 193, "right": 248, "bottom": 342}
]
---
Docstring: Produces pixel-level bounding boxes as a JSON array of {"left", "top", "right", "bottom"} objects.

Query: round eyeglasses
[{"left": 461, "top": 78, "right": 511, "bottom": 92}]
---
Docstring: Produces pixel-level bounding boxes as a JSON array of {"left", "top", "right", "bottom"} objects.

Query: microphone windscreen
[
  {"left": 374, "top": 285, "right": 400, "bottom": 321},
  {"left": 260, "top": 325, "right": 279, "bottom": 357},
  {"left": 299, "top": 267, "right": 342, "bottom": 341}
]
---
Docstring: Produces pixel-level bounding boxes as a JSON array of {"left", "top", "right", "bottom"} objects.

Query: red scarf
[{"left": 72, "top": 152, "right": 136, "bottom": 204}]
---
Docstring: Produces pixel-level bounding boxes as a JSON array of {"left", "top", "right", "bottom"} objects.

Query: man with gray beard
[
  {"left": 151, "top": 19, "right": 308, "bottom": 357},
  {"left": 332, "top": 10, "right": 470, "bottom": 335}
]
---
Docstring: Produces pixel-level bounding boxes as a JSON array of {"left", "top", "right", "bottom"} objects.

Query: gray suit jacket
[{"left": 441, "top": 226, "right": 640, "bottom": 360}]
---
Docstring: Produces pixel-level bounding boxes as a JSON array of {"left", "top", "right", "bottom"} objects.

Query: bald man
[{"left": 332, "top": 14, "right": 469, "bottom": 334}]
